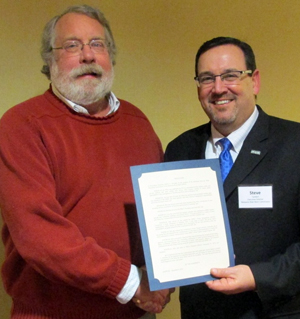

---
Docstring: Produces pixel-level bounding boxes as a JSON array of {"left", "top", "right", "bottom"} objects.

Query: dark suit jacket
[{"left": 165, "top": 106, "right": 300, "bottom": 319}]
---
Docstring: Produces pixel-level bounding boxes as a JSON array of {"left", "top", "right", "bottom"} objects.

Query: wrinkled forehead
[{"left": 53, "top": 12, "right": 105, "bottom": 45}]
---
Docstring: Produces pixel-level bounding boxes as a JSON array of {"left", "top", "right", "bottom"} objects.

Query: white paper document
[{"left": 130, "top": 159, "right": 234, "bottom": 291}]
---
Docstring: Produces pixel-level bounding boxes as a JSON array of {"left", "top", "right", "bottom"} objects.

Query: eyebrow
[
  {"left": 61, "top": 36, "right": 106, "bottom": 43},
  {"left": 198, "top": 68, "right": 240, "bottom": 76}
]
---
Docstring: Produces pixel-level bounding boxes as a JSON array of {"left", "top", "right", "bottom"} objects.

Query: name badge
[{"left": 238, "top": 185, "right": 273, "bottom": 209}]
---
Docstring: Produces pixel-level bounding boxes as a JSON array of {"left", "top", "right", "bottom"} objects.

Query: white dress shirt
[
  {"left": 205, "top": 106, "right": 259, "bottom": 161},
  {"left": 52, "top": 84, "right": 120, "bottom": 115}
]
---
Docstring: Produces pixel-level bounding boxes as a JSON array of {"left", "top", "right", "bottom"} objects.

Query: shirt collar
[
  {"left": 51, "top": 84, "right": 120, "bottom": 116},
  {"left": 211, "top": 106, "right": 259, "bottom": 154}
]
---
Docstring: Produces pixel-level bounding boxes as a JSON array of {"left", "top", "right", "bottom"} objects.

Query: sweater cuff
[{"left": 116, "top": 265, "right": 142, "bottom": 304}]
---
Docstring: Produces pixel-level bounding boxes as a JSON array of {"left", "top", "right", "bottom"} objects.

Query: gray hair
[{"left": 40, "top": 5, "right": 117, "bottom": 79}]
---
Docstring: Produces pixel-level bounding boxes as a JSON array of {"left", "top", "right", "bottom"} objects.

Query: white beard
[{"left": 50, "top": 63, "right": 114, "bottom": 106}]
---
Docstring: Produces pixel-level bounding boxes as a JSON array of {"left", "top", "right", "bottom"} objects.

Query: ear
[
  {"left": 197, "top": 86, "right": 200, "bottom": 100},
  {"left": 252, "top": 69, "right": 260, "bottom": 95}
]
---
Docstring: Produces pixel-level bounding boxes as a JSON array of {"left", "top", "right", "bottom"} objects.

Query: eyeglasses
[
  {"left": 52, "top": 39, "right": 109, "bottom": 55},
  {"left": 194, "top": 70, "right": 253, "bottom": 87}
]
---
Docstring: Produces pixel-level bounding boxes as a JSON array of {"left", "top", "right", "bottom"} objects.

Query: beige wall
[{"left": 1, "top": 0, "right": 300, "bottom": 318}]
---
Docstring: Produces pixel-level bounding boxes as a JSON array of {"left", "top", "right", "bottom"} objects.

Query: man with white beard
[{"left": 0, "top": 5, "right": 173, "bottom": 319}]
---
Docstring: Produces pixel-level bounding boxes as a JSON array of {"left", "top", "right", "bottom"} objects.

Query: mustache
[{"left": 70, "top": 64, "right": 104, "bottom": 78}]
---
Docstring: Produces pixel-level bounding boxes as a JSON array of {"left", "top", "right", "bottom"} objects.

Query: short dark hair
[{"left": 195, "top": 37, "right": 256, "bottom": 77}]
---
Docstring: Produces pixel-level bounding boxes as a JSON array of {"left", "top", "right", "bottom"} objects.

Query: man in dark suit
[{"left": 165, "top": 37, "right": 300, "bottom": 318}]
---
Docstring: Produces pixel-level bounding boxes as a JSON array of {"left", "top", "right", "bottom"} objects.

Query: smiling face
[
  {"left": 196, "top": 44, "right": 260, "bottom": 136},
  {"left": 50, "top": 12, "right": 114, "bottom": 106}
]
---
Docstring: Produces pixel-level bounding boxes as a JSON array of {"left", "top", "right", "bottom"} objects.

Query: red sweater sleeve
[{"left": 0, "top": 91, "right": 163, "bottom": 308}]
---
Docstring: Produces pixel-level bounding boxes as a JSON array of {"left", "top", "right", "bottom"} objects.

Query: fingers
[
  {"left": 205, "top": 265, "right": 256, "bottom": 294},
  {"left": 210, "top": 267, "right": 231, "bottom": 278},
  {"left": 133, "top": 299, "right": 162, "bottom": 313},
  {"left": 133, "top": 268, "right": 175, "bottom": 313},
  {"left": 133, "top": 291, "right": 173, "bottom": 314}
]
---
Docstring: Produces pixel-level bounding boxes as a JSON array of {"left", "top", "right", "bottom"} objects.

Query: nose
[
  {"left": 211, "top": 76, "right": 228, "bottom": 94},
  {"left": 79, "top": 44, "right": 96, "bottom": 64}
]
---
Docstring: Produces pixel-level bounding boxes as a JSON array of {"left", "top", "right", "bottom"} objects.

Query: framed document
[{"left": 130, "top": 159, "right": 234, "bottom": 291}]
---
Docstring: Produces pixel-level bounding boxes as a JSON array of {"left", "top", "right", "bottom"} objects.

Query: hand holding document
[{"left": 130, "top": 159, "right": 234, "bottom": 291}]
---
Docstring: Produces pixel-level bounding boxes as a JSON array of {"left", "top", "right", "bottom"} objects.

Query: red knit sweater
[{"left": 0, "top": 89, "right": 163, "bottom": 319}]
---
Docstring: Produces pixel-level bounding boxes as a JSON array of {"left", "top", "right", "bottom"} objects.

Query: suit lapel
[
  {"left": 187, "top": 123, "right": 211, "bottom": 160},
  {"left": 224, "top": 107, "right": 270, "bottom": 197},
  {"left": 198, "top": 124, "right": 211, "bottom": 159}
]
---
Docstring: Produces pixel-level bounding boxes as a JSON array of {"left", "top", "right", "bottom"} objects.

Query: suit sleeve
[{"left": 250, "top": 242, "right": 300, "bottom": 303}]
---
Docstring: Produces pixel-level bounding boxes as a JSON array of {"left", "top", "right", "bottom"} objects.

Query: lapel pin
[{"left": 251, "top": 150, "right": 261, "bottom": 155}]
